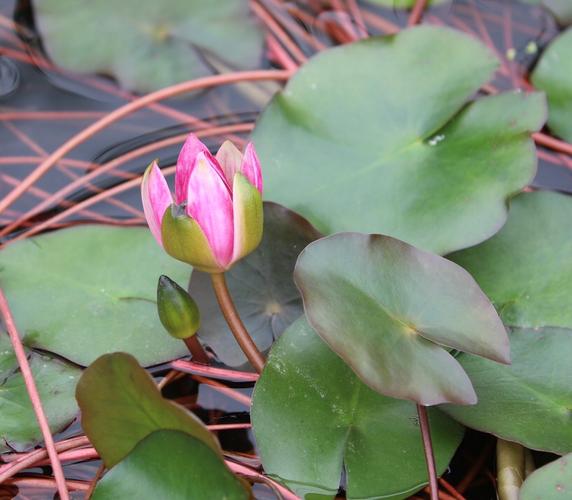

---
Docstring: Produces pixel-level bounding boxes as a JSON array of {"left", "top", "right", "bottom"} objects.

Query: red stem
[
  {"left": 183, "top": 336, "right": 210, "bottom": 365},
  {"left": 193, "top": 375, "right": 252, "bottom": 407},
  {"left": 171, "top": 359, "right": 259, "bottom": 382},
  {"left": 0, "top": 289, "right": 70, "bottom": 500},
  {"left": 225, "top": 460, "right": 298, "bottom": 499},
  {"left": 418, "top": 404, "right": 439, "bottom": 500},
  {"left": 533, "top": 132, "right": 572, "bottom": 157},
  {"left": 408, "top": 0, "right": 429, "bottom": 26},
  {"left": 85, "top": 463, "right": 105, "bottom": 499},
  {"left": 210, "top": 273, "right": 266, "bottom": 374}
]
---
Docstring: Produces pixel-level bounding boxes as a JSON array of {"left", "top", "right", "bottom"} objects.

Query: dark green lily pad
[
  {"left": 191, "top": 202, "right": 321, "bottom": 367},
  {"left": 251, "top": 318, "right": 464, "bottom": 499},
  {"left": 76, "top": 352, "right": 219, "bottom": 468},
  {"left": 253, "top": 26, "right": 546, "bottom": 255},
  {"left": 442, "top": 327, "right": 572, "bottom": 454},
  {"left": 32, "top": 0, "right": 264, "bottom": 93},
  {"left": 449, "top": 192, "right": 572, "bottom": 329},
  {"left": 531, "top": 28, "right": 572, "bottom": 142},
  {"left": 92, "top": 430, "right": 249, "bottom": 500},
  {"left": 294, "top": 232, "right": 509, "bottom": 406},
  {"left": 520, "top": 453, "right": 572, "bottom": 500},
  {"left": 0, "top": 334, "right": 80, "bottom": 453},
  {"left": 0, "top": 225, "right": 190, "bottom": 367}
]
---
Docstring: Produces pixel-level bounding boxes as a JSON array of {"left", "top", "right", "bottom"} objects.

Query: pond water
[{"left": 0, "top": 0, "right": 570, "bottom": 498}]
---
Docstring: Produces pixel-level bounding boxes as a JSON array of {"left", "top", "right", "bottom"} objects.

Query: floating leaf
[
  {"left": 253, "top": 26, "right": 546, "bottom": 254},
  {"left": 294, "top": 232, "right": 509, "bottom": 406},
  {"left": 442, "top": 327, "right": 572, "bottom": 454},
  {"left": 524, "top": 0, "right": 572, "bottom": 25},
  {"left": 531, "top": 28, "right": 572, "bottom": 142},
  {"left": 544, "top": 0, "right": 572, "bottom": 24},
  {"left": 520, "top": 453, "right": 572, "bottom": 500},
  {"left": 252, "top": 318, "right": 464, "bottom": 499},
  {"left": 449, "top": 192, "right": 572, "bottom": 329},
  {"left": 0, "top": 225, "right": 190, "bottom": 367},
  {"left": 32, "top": 0, "right": 264, "bottom": 93},
  {"left": 191, "top": 203, "right": 320, "bottom": 366},
  {"left": 92, "top": 430, "right": 248, "bottom": 500},
  {"left": 76, "top": 352, "right": 219, "bottom": 467},
  {"left": 0, "top": 334, "right": 80, "bottom": 453}
]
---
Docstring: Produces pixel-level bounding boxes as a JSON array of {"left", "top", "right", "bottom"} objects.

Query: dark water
[{"left": 0, "top": 0, "right": 570, "bottom": 498}]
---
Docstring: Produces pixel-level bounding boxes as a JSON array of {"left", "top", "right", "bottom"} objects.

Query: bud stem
[
  {"left": 210, "top": 272, "right": 266, "bottom": 373},
  {"left": 417, "top": 404, "right": 439, "bottom": 500},
  {"left": 183, "top": 336, "right": 210, "bottom": 365}
]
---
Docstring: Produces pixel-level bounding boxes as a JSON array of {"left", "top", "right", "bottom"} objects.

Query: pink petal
[
  {"left": 186, "top": 153, "right": 234, "bottom": 268},
  {"left": 141, "top": 161, "right": 173, "bottom": 246},
  {"left": 240, "top": 143, "right": 263, "bottom": 194},
  {"left": 175, "top": 134, "right": 209, "bottom": 205},
  {"left": 216, "top": 140, "right": 243, "bottom": 186}
]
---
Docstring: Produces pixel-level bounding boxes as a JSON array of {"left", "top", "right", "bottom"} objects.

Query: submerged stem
[
  {"left": 183, "top": 336, "right": 210, "bottom": 365},
  {"left": 210, "top": 272, "right": 265, "bottom": 373},
  {"left": 417, "top": 404, "right": 439, "bottom": 500}
]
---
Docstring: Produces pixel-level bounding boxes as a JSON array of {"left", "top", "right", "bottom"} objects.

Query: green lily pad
[
  {"left": 0, "top": 334, "right": 80, "bottom": 453},
  {"left": 76, "top": 352, "right": 219, "bottom": 468},
  {"left": 0, "top": 225, "right": 190, "bottom": 367},
  {"left": 449, "top": 191, "right": 572, "bottom": 329},
  {"left": 520, "top": 453, "right": 572, "bottom": 500},
  {"left": 523, "top": 0, "right": 572, "bottom": 25},
  {"left": 191, "top": 202, "right": 321, "bottom": 367},
  {"left": 253, "top": 26, "right": 546, "bottom": 255},
  {"left": 442, "top": 327, "right": 572, "bottom": 454},
  {"left": 531, "top": 28, "right": 572, "bottom": 142},
  {"left": 32, "top": 0, "right": 264, "bottom": 93},
  {"left": 92, "top": 430, "right": 249, "bottom": 500},
  {"left": 545, "top": 0, "right": 572, "bottom": 24},
  {"left": 294, "top": 232, "right": 509, "bottom": 406},
  {"left": 251, "top": 318, "right": 464, "bottom": 499}
]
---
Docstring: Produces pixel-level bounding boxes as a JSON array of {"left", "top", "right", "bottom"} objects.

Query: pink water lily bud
[{"left": 141, "top": 134, "right": 263, "bottom": 273}]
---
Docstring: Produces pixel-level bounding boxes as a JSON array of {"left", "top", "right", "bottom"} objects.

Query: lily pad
[
  {"left": 0, "top": 334, "right": 80, "bottom": 453},
  {"left": 0, "top": 225, "right": 190, "bottom": 367},
  {"left": 253, "top": 26, "right": 546, "bottom": 255},
  {"left": 32, "top": 0, "right": 264, "bottom": 93},
  {"left": 520, "top": 453, "right": 572, "bottom": 500},
  {"left": 76, "top": 352, "right": 219, "bottom": 468},
  {"left": 191, "top": 202, "right": 321, "bottom": 367},
  {"left": 294, "top": 232, "right": 509, "bottom": 406},
  {"left": 92, "top": 430, "right": 249, "bottom": 500},
  {"left": 449, "top": 191, "right": 572, "bottom": 329},
  {"left": 524, "top": 0, "right": 572, "bottom": 25},
  {"left": 442, "top": 327, "right": 572, "bottom": 454},
  {"left": 251, "top": 318, "right": 464, "bottom": 499},
  {"left": 531, "top": 28, "right": 572, "bottom": 142}
]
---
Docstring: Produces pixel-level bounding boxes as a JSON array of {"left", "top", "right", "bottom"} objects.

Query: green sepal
[
  {"left": 231, "top": 173, "right": 263, "bottom": 263},
  {"left": 157, "top": 275, "right": 200, "bottom": 340},
  {"left": 161, "top": 205, "right": 222, "bottom": 273}
]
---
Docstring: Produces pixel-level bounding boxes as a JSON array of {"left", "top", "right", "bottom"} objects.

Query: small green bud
[{"left": 157, "top": 275, "right": 200, "bottom": 339}]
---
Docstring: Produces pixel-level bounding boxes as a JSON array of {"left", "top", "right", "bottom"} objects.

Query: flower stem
[
  {"left": 210, "top": 272, "right": 266, "bottom": 373},
  {"left": 183, "top": 336, "right": 210, "bottom": 365},
  {"left": 417, "top": 404, "right": 439, "bottom": 500},
  {"left": 496, "top": 439, "right": 525, "bottom": 500}
]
